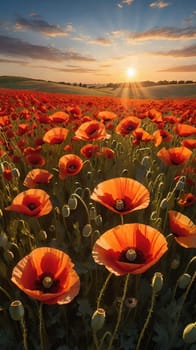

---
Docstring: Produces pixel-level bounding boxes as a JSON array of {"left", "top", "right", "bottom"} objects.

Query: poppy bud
[
  {"left": 183, "top": 322, "right": 196, "bottom": 344},
  {"left": 4, "top": 250, "right": 14, "bottom": 262},
  {"left": 91, "top": 308, "right": 106, "bottom": 331},
  {"left": 160, "top": 198, "right": 168, "bottom": 210},
  {"left": 38, "top": 230, "right": 47, "bottom": 241},
  {"left": 95, "top": 215, "right": 103, "bottom": 227},
  {"left": 121, "top": 169, "right": 128, "bottom": 176},
  {"left": 146, "top": 171, "right": 152, "bottom": 180},
  {"left": 82, "top": 224, "right": 92, "bottom": 237},
  {"left": 175, "top": 180, "right": 184, "bottom": 191},
  {"left": 89, "top": 206, "right": 97, "bottom": 220},
  {"left": 62, "top": 204, "right": 70, "bottom": 218},
  {"left": 125, "top": 297, "right": 138, "bottom": 309},
  {"left": 87, "top": 171, "right": 92, "bottom": 180},
  {"left": 75, "top": 187, "right": 83, "bottom": 196},
  {"left": 0, "top": 232, "right": 9, "bottom": 249},
  {"left": 177, "top": 273, "right": 191, "bottom": 289},
  {"left": 170, "top": 257, "right": 180, "bottom": 270},
  {"left": 68, "top": 195, "right": 78, "bottom": 210},
  {"left": 150, "top": 211, "right": 157, "bottom": 220},
  {"left": 141, "top": 156, "right": 150, "bottom": 168},
  {"left": 11, "top": 168, "right": 20, "bottom": 178},
  {"left": 151, "top": 272, "right": 163, "bottom": 293},
  {"left": 9, "top": 300, "right": 24, "bottom": 321}
]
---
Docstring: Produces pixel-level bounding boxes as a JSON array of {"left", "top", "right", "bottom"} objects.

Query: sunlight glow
[{"left": 126, "top": 67, "right": 137, "bottom": 79}]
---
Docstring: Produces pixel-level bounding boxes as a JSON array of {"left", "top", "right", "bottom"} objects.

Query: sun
[{"left": 126, "top": 67, "right": 137, "bottom": 79}]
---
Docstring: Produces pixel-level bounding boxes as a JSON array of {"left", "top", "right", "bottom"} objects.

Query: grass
[{"left": 0, "top": 75, "right": 196, "bottom": 99}]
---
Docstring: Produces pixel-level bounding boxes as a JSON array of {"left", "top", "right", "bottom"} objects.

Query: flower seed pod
[
  {"left": 62, "top": 204, "right": 70, "bottom": 218},
  {"left": 89, "top": 206, "right": 97, "bottom": 220},
  {"left": 82, "top": 224, "right": 92, "bottom": 237},
  {"left": 68, "top": 195, "right": 78, "bottom": 210},
  {"left": 151, "top": 272, "right": 163, "bottom": 293},
  {"left": 95, "top": 214, "right": 103, "bottom": 227},
  {"left": 9, "top": 300, "right": 24, "bottom": 321},
  {"left": 91, "top": 308, "right": 106, "bottom": 332},
  {"left": 183, "top": 322, "right": 196, "bottom": 344},
  {"left": 177, "top": 273, "right": 191, "bottom": 289},
  {"left": 4, "top": 250, "right": 14, "bottom": 263}
]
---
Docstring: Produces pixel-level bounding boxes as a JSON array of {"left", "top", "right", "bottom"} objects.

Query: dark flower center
[
  {"left": 119, "top": 247, "right": 146, "bottom": 264},
  {"left": 114, "top": 199, "right": 125, "bottom": 211},
  {"left": 28, "top": 203, "right": 37, "bottom": 210},
  {"left": 35, "top": 272, "right": 60, "bottom": 293},
  {"left": 67, "top": 163, "right": 77, "bottom": 172}
]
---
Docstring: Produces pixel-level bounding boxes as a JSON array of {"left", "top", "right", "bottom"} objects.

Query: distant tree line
[{"left": 56, "top": 80, "right": 195, "bottom": 88}]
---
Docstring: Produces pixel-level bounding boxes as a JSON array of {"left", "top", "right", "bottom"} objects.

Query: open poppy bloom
[
  {"left": 5, "top": 189, "right": 53, "bottom": 217},
  {"left": 97, "top": 110, "right": 117, "bottom": 122},
  {"left": 74, "top": 120, "right": 110, "bottom": 141},
  {"left": 174, "top": 123, "right": 196, "bottom": 137},
  {"left": 92, "top": 223, "right": 168, "bottom": 275},
  {"left": 58, "top": 154, "right": 83, "bottom": 179},
  {"left": 132, "top": 128, "right": 152, "bottom": 145},
  {"left": 157, "top": 146, "right": 192, "bottom": 166},
  {"left": 23, "top": 169, "right": 54, "bottom": 188},
  {"left": 168, "top": 210, "right": 196, "bottom": 248},
  {"left": 25, "top": 152, "right": 46, "bottom": 167},
  {"left": 11, "top": 247, "right": 80, "bottom": 304},
  {"left": 80, "top": 143, "right": 99, "bottom": 158},
  {"left": 181, "top": 139, "right": 196, "bottom": 149},
  {"left": 91, "top": 177, "right": 150, "bottom": 215},
  {"left": 43, "top": 127, "right": 69, "bottom": 144},
  {"left": 50, "top": 111, "right": 69, "bottom": 124},
  {"left": 115, "top": 116, "right": 141, "bottom": 136},
  {"left": 177, "top": 192, "right": 196, "bottom": 207},
  {"left": 153, "top": 129, "right": 173, "bottom": 147}
]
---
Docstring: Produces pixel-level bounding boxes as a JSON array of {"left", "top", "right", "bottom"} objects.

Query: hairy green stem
[
  {"left": 135, "top": 288, "right": 157, "bottom": 350},
  {"left": 107, "top": 274, "right": 130, "bottom": 350}
]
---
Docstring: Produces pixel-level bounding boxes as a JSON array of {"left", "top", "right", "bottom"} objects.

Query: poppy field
[{"left": 0, "top": 87, "right": 195, "bottom": 350}]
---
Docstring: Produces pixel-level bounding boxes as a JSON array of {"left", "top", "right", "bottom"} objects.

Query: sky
[{"left": 0, "top": 0, "right": 195, "bottom": 84}]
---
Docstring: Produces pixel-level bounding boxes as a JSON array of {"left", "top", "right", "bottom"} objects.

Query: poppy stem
[
  {"left": 20, "top": 318, "right": 28, "bottom": 350},
  {"left": 170, "top": 271, "right": 195, "bottom": 347},
  {"left": 120, "top": 215, "right": 124, "bottom": 225},
  {"left": 135, "top": 288, "right": 157, "bottom": 350},
  {"left": 39, "top": 303, "right": 47, "bottom": 350},
  {"left": 107, "top": 274, "right": 130, "bottom": 350},
  {"left": 0, "top": 286, "right": 12, "bottom": 301},
  {"left": 72, "top": 193, "right": 91, "bottom": 224},
  {"left": 97, "top": 272, "right": 113, "bottom": 309}
]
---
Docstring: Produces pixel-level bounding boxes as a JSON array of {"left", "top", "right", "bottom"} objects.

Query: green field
[{"left": 0, "top": 75, "right": 196, "bottom": 99}]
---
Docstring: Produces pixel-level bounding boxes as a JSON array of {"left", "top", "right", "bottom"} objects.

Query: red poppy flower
[
  {"left": 58, "top": 154, "right": 83, "bottom": 179},
  {"left": 5, "top": 189, "right": 52, "bottom": 217},
  {"left": 97, "top": 110, "right": 117, "bottom": 122},
  {"left": 100, "top": 147, "right": 115, "bottom": 159},
  {"left": 174, "top": 123, "right": 196, "bottom": 137},
  {"left": 50, "top": 111, "right": 69, "bottom": 124},
  {"left": 148, "top": 109, "right": 163, "bottom": 123},
  {"left": 23, "top": 169, "right": 54, "bottom": 188},
  {"left": 132, "top": 128, "right": 152, "bottom": 145},
  {"left": 11, "top": 247, "right": 80, "bottom": 304},
  {"left": 80, "top": 144, "right": 99, "bottom": 158},
  {"left": 92, "top": 223, "right": 168, "bottom": 275},
  {"left": 177, "top": 193, "right": 196, "bottom": 207},
  {"left": 43, "top": 127, "right": 69, "bottom": 144},
  {"left": 25, "top": 153, "right": 46, "bottom": 167},
  {"left": 168, "top": 210, "right": 196, "bottom": 248},
  {"left": 153, "top": 129, "right": 173, "bottom": 147},
  {"left": 157, "top": 146, "right": 192, "bottom": 166},
  {"left": 91, "top": 177, "right": 150, "bottom": 215},
  {"left": 115, "top": 116, "right": 141, "bottom": 136},
  {"left": 181, "top": 139, "right": 196, "bottom": 149},
  {"left": 74, "top": 121, "right": 110, "bottom": 141}
]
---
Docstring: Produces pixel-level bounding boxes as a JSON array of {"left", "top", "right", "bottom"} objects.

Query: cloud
[
  {"left": 158, "top": 64, "right": 196, "bottom": 72},
  {"left": 0, "top": 58, "right": 29, "bottom": 65},
  {"left": 35, "top": 65, "right": 97, "bottom": 73},
  {"left": 127, "top": 26, "right": 196, "bottom": 41},
  {"left": 88, "top": 37, "right": 112, "bottom": 46},
  {"left": 149, "top": 1, "right": 170, "bottom": 8},
  {"left": 0, "top": 35, "right": 96, "bottom": 62},
  {"left": 154, "top": 43, "right": 196, "bottom": 57},
  {"left": 117, "top": 0, "right": 134, "bottom": 8},
  {"left": 14, "top": 16, "right": 73, "bottom": 37}
]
